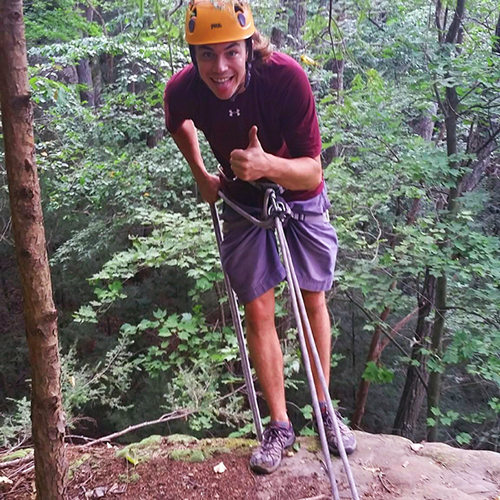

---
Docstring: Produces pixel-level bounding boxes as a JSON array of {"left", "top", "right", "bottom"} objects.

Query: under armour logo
[{"left": 229, "top": 109, "right": 241, "bottom": 117}]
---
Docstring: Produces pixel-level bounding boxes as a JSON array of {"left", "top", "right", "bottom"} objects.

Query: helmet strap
[{"left": 189, "top": 45, "right": 198, "bottom": 69}]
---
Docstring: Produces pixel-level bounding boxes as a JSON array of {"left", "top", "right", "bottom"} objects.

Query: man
[{"left": 164, "top": 0, "right": 356, "bottom": 474}]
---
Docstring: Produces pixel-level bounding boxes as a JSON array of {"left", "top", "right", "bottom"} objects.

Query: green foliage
[
  {"left": 0, "top": 398, "right": 32, "bottom": 448},
  {"left": 2, "top": 0, "right": 499, "bottom": 451},
  {"left": 25, "top": 0, "right": 102, "bottom": 44},
  {"left": 362, "top": 362, "right": 395, "bottom": 384}
]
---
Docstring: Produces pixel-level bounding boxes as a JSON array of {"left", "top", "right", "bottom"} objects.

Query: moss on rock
[
  {"left": 169, "top": 449, "right": 206, "bottom": 462},
  {"left": 165, "top": 434, "right": 199, "bottom": 445}
]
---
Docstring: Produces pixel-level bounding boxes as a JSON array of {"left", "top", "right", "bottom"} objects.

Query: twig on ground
[
  {"left": 378, "top": 472, "right": 394, "bottom": 493},
  {"left": 0, "top": 454, "right": 34, "bottom": 469},
  {"left": 79, "top": 384, "right": 250, "bottom": 448},
  {"left": 297, "top": 495, "right": 329, "bottom": 500},
  {"left": 79, "top": 408, "right": 197, "bottom": 448}
]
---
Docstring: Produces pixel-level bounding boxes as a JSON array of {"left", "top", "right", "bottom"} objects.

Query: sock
[{"left": 270, "top": 420, "right": 292, "bottom": 430}]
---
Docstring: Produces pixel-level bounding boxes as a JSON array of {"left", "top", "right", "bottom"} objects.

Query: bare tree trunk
[
  {"left": 285, "top": 0, "right": 306, "bottom": 48},
  {"left": 0, "top": 1, "right": 67, "bottom": 498},
  {"left": 351, "top": 306, "right": 390, "bottom": 429},
  {"left": 271, "top": 27, "right": 285, "bottom": 49},
  {"left": 494, "top": 12, "right": 500, "bottom": 55},
  {"left": 76, "top": 5, "right": 95, "bottom": 107},
  {"left": 351, "top": 305, "right": 417, "bottom": 429},
  {"left": 392, "top": 270, "right": 435, "bottom": 438}
]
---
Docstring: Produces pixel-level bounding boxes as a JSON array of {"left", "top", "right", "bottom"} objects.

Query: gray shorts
[{"left": 220, "top": 188, "right": 338, "bottom": 304}]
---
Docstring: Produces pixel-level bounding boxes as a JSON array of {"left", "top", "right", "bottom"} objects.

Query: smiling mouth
[{"left": 212, "top": 76, "right": 233, "bottom": 85}]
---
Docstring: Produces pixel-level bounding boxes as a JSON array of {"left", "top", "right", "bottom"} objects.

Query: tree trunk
[
  {"left": 76, "top": 5, "right": 95, "bottom": 107},
  {"left": 271, "top": 27, "right": 285, "bottom": 49},
  {"left": 321, "top": 0, "right": 346, "bottom": 166},
  {"left": 0, "top": 1, "right": 68, "bottom": 498},
  {"left": 494, "top": 12, "right": 500, "bottom": 55},
  {"left": 76, "top": 59, "right": 94, "bottom": 106},
  {"left": 351, "top": 306, "right": 390, "bottom": 429},
  {"left": 285, "top": 0, "right": 306, "bottom": 48},
  {"left": 392, "top": 270, "right": 435, "bottom": 438},
  {"left": 351, "top": 304, "right": 417, "bottom": 429},
  {"left": 426, "top": 273, "right": 446, "bottom": 441},
  {"left": 321, "top": 59, "right": 345, "bottom": 165},
  {"left": 426, "top": 0, "right": 465, "bottom": 442}
]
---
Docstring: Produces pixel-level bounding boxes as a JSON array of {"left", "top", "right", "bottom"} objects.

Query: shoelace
[
  {"left": 323, "top": 410, "right": 349, "bottom": 435},
  {"left": 261, "top": 426, "right": 289, "bottom": 452}
]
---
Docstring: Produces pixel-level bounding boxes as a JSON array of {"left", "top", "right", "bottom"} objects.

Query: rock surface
[{"left": 258, "top": 432, "right": 500, "bottom": 499}]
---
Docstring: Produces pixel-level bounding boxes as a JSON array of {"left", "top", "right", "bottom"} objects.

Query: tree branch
[
  {"left": 445, "top": 0, "right": 465, "bottom": 44},
  {"left": 78, "top": 384, "right": 251, "bottom": 448},
  {"left": 444, "top": 306, "right": 500, "bottom": 328}
]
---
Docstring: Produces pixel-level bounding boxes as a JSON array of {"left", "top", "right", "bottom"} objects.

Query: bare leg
[
  {"left": 245, "top": 288, "right": 289, "bottom": 423},
  {"left": 302, "top": 290, "right": 331, "bottom": 402}
]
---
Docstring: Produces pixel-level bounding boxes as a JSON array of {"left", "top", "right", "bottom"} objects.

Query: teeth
[{"left": 213, "top": 77, "right": 231, "bottom": 83}]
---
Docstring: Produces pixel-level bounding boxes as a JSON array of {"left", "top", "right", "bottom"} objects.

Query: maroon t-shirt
[{"left": 164, "top": 52, "right": 323, "bottom": 207}]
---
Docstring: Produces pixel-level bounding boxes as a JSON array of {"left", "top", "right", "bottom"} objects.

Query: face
[{"left": 195, "top": 40, "right": 247, "bottom": 100}]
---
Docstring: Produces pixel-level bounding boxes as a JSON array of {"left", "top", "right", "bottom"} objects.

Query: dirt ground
[{"left": 2, "top": 432, "right": 500, "bottom": 500}]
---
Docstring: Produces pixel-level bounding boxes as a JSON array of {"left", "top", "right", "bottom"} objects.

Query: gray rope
[
  {"left": 274, "top": 215, "right": 340, "bottom": 500},
  {"left": 274, "top": 210, "right": 360, "bottom": 500},
  {"left": 210, "top": 204, "right": 264, "bottom": 442}
]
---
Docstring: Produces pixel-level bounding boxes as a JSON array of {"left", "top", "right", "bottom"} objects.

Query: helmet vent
[
  {"left": 189, "top": 17, "right": 196, "bottom": 32},
  {"left": 237, "top": 13, "right": 246, "bottom": 26}
]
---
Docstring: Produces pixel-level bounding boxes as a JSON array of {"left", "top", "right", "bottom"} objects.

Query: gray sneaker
[
  {"left": 316, "top": 409, "right": 356, "bottom": 455},
  {"left": 249, "top": 423, "right": 296, "bottom": 474}
]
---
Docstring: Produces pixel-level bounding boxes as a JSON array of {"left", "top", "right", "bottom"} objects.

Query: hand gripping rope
[{"left": 211, "top": 186, "right": 359, "bottom": 500}]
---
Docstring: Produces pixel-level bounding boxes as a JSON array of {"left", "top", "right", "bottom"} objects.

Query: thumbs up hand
[{"left": 230, "top": 126, "right": 268, "bottom": 181}]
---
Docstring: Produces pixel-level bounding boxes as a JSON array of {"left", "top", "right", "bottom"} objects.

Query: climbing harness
[{"left": 211, "top": 185, "right": 359, "bottom": 500}]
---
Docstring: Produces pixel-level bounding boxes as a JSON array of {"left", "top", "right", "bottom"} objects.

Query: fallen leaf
[
  {"left": 108, "top": 483, "right": 127, "bottom": 494},
  {"left": 402, "top": 461, "right": 409, "bottom": 468},
  {"left": 213, "top": 461, "right": 226, "bottom": 474},
  {"left": 0, "top": 476, "right": 14, "bottom": 486},
  {"left": 410, "top": 443, "right": 424, "bottom": 452}
]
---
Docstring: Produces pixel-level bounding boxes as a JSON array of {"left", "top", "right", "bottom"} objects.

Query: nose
[{"left": 214, "top": 54, "right": 228, "bottom": 73}]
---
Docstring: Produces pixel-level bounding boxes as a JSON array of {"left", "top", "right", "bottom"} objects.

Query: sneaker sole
[{"left": 329, "top": 441, "right": 356, "bottom": 456}]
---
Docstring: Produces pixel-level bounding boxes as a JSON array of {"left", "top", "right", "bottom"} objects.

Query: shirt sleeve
[
  {"left": 163, "top": 65, "right": 197, "bottom": 134},
  {"left": 276, "top": 57, "right": 322, "bottom": 159}
]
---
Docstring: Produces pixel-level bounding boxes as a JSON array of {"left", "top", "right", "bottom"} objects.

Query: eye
[
  {"left": 199, "top": 51, "right": 214, "bottom": 60},
  {"left": 227, "top": 47, "right": 242, "bottom": 57}
]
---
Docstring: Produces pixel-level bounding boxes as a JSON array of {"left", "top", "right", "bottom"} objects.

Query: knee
[
  {"left": 302, "top": 290, "right": 327, "bottom": 316},
  {"left": 245, "top": 290, "right": 275, "bottom": 335}
]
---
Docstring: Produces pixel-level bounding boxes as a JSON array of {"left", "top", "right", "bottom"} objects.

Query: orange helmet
[{"left": 185, "top": 0, "right": 255, "bottom": 45}]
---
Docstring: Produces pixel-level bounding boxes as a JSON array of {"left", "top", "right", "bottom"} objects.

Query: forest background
[{"left": 0, "top": 0, "right": 499, "bottom": 456}]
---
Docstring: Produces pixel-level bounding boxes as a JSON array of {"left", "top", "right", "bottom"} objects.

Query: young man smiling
[
  {"left": 164, "top": 0, "right": 356, "bottom": 475},
  {"left": 195, "top": 41, "right": 247, "bottom": 100}
]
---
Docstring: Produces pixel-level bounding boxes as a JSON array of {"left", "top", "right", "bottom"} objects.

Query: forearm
[
  {"left": 170, "top": 120, "right": 210, "bottom": 184},
  {"left": 170, "top": 120, "right": 220, "bottom": 203},
  {"left": 262, "top": 153, "right": 322, "bottom": 191}
]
